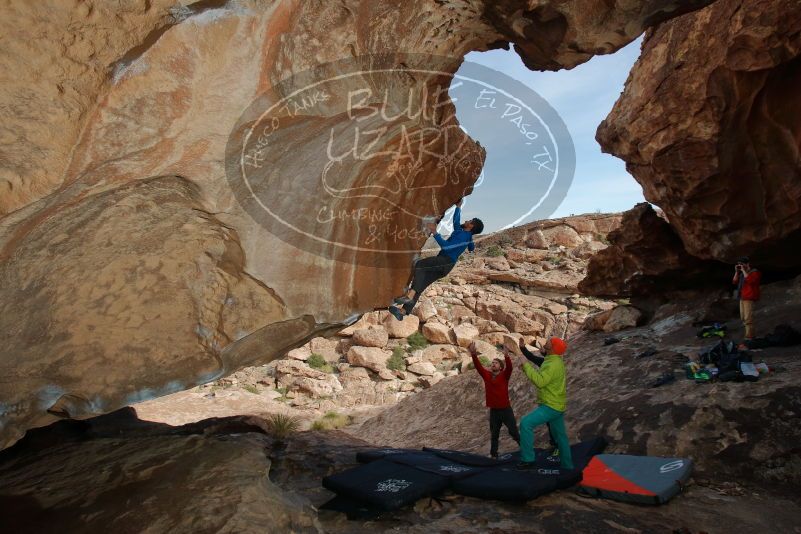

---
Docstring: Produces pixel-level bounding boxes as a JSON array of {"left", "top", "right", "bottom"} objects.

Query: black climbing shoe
[
  {"left": 636, "top": 348, "right": 658, "bottom": 359},
  {"left": 388, "top": 306, "right": 405, "bottom": 322},
  {"left": 650, "top": 372, "right": 675, "bottom": 388},
  {"left": 603, "top": 336, "right": 621, "bottom": 346},
  {"left": 393, "top": 296, "right": 413, "bottom": 306}
]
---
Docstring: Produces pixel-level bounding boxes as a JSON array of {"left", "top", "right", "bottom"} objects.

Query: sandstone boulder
[
  {"left": 452, "top": 323, "right": 480, "bottom": 348},
  {"left": 422, "top": 322, "right": 454, "bottom": 344},
  {"left": 407, "top": 361, "right": 437, "bottom": 376},
  {"left": 597, "top": 0, "right": 801, "bottom": 269},
  {"left": 485, "top": 257, "right": 511, "bottom": 271},
  {"left": 418, "top": 372, "right": 444, "bottom": 388},
  {"left": 413, "top": 299, "right": 439, "bottom": 322},
  {"left": 286, "top": 346, "right": 311, "bottom": 361},
  {"left": 309, "top": 337, "right": 341, "bottom": 364},
  {"left": 526, "top": 229, "right": 548, "bottom": 249},
  {"left": 479, "top": 332, "right": 506, "bottom": 346},
  {"left": 584, "top": 305, "right": 643, "bottom": 332},
  {"left": 273, "top": 360, "right": 329, "bottom": 383},
  {"left": 421, "top": 344, "right": 460, "bottom": 366},
  {"left": 579, "top": 204, "right": 726, "bottom": 298},
  {"left": 471, "top": 339, "right": 498, "bottom": 357},
  {"left": 383, "top": 314, "right": 420, "bottom": 339},
  {"left": 352, "top": 326, "right": 389, "bottom": 348},
  {"left": 603, "top": 306, "right": 643, "bottom": 332},
  {"left": 502, "top": 333, "right": 524, "bottom": 356},
  {"left": 346, "top": 347, "right": 390, "bottom": 373},
  {"left": 290, "top": 375, "right": 342, "bottom": 398},
  {"left": 377, "top": 369, "right": 396, "bottom": 381},
  {"left": 542, "top": 225, "right": 583, "bottom": 248}
]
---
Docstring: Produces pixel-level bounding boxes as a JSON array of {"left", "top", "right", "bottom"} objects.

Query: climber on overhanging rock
[
  {"left": 468, "top": 341, "right": 520, "bottom": 459},
  {"left": 388, "top": 198, "right": 484, "bottom": 321},
  {"left": 515, "top": 337, "right": 574, "bottom": 471}
]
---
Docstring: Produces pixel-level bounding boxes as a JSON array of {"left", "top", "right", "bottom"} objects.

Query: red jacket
[
  {"left": 472, "top": 353, "right": 513, "bottom": 409},
  {"left": 737, "top": 270, "right": 761, "bottom": 301}
]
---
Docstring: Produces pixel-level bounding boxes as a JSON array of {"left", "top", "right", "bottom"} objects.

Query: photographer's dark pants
[
  {"left": 489, "top": 407, "right": 520, "bottom": 457},
  {"left": 403, "top": 255, "right": 455, "bottom": 313}
]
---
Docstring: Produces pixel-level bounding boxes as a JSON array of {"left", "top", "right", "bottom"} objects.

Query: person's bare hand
[
  {"left": 468, "top": 341, "right": 478, "bottom": 357},
  {"left": 457, "top": 198, "right": 464, "bottom": 208},
  {"left": 426, "top": 222, "right": 437, "bottom": 233}
]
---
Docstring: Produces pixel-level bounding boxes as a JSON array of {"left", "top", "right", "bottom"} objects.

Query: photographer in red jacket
[
  {"left": 732, "top": 256, "right": 761, "bottom": 340},
  {"left": 468, "top": 342, "right": 520, "bottom": 459}
]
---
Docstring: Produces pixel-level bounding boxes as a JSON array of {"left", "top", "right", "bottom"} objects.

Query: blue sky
[{"left": 451, "top": 38, "right": 645, "bottom": 231}]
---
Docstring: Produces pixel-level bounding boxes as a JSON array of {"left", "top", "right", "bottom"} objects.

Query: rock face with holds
[{"left": 596, "top": 0, "right": 801, "bottom": 269}]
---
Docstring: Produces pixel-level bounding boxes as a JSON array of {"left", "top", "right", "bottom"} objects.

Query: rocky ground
[
  {"left": 136, "top": 214, "right": 623, "bottom": 430},
  {"left": 3, "top": 269, "right": 800, "bottom": 533},
  {"left": 3, "top": 214, "right": 801, "bottom": 533}
]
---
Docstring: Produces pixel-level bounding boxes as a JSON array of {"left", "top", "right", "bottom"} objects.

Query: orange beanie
[{"left": 550, "top": 337, "right": 567, "bottom": 356}]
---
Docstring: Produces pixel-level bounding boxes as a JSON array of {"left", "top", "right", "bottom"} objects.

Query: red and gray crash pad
[{"left": 579, "top": 454, "right": 693, "bottom": 504}]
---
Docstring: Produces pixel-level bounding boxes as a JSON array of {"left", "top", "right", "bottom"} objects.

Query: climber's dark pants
[
  {"left": 404, "top": 255, "right": 455, "bottom": 313},
  {"left": 489, "top": 407, "right": 520, "bottom": 457}
]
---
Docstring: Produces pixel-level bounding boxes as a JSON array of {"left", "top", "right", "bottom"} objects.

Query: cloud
[{"left": 453, "top": 38, "right": 645, "bottom": 229}]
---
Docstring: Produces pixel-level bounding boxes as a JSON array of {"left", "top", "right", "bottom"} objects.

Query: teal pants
[{"left": 519, "top": 405, "right": 573, "bottom": 469}]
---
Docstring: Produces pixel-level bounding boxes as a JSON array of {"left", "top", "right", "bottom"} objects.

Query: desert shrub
[
  {"left": 243, "top": 384, "right": 259, "bottom": 394},
  {"left": 406, "top": 331, "right": 428, "bottom": 351},
  {"left": 387, "top": 346, "right": 406, "bottom": 371},
  {"left": 497, "top": 235, "right": 514, "bottom": 247},
  {"left": 485, "top": 245, "right": 504, "bottom": 257},
  {"left": 311, "top": 411, "right": 351, "bottom": 431},
  {"left": 307, "top": 353, "right": 326, "bottom": 368},
  {"left": 307, "top": 353, "right": 334, "bottom": 373},
  {"left": 264, "top": 413, "right": 300, "bottom": 439}
]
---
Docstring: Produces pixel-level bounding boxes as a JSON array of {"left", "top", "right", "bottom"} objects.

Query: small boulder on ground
[
  {"left": 413, "top": 299, "right": 438, "bottom": 322},
  {"left": 383, "top": 313, "right": 420, "bottom": 338},
  {"left": 309, "top": 337, "right": 340, "bottom": 363},
  {"left": 407, "top": 361, "right": 437, "bottom": 376},
  {"left": 418, "top": 372, "right": 445, "bottom": 388},
  {"left": 452, "top": 323, "right": 479, "bottom": 348},
  {"left": 584, "top": 305, "right": 642, "bottom": 332},
  {"left": 286, "top": 346, "right": 311, "bottom": 361},
  {"left": 346, "top": 346, "right": 390, "bottom": 373},
  {"left": 603, "top": 305, "right": 642, "bottom": 332},
  {"left": 421, "top": 344, "right": 459, "bottom": 365},
  {"left": 422, "top": 322, "right": 454, "bottom": 344},
  {"left": 352, "top": 326, "right": 389, "bottom": 348}
]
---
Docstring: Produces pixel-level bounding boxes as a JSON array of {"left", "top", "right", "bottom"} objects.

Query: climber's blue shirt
[{"left": 433, "top": 207, "right": 475, "bottom": 262}]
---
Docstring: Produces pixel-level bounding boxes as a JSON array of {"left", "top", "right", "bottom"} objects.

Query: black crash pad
[
  {"left": 451, "top": 438, "right": 607, "bottom": 501},
  {"left": 356, "top": 447, "right": 419, "bottom": 464},
  {"left": 385, "top": 452, "right": 487, "bottom": 480},
  {"left": 322, "top": 459, "right": 449, "bottom": 511}
]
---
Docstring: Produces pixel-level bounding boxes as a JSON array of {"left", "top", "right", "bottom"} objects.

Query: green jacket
[{"left": 522, "top": 354, "right": 566, "bottom": 412}]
